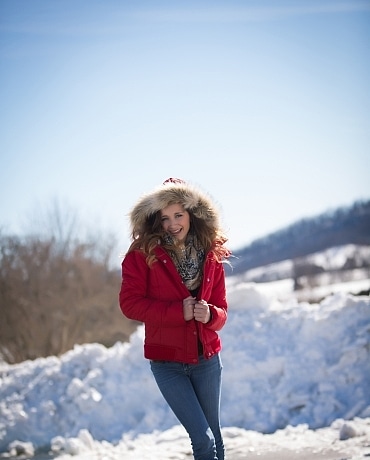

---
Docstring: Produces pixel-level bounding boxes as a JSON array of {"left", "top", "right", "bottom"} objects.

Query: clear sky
[{"left": 1, "top": 0, "right": 369, "bottom": 253}]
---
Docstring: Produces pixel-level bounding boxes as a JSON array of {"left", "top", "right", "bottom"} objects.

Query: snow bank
[{"left": 0, "top": 286, "right": 369, "bottom": 454}]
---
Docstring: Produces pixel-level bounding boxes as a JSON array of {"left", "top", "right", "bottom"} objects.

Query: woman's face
[{"left": 160, "top": 203, "right": 190, "bottom": 243}]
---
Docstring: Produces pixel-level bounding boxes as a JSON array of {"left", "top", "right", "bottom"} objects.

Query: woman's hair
[
  {"left": 128, "top": 209, "right": 230, "bottom": 266},
  {"left": 126, "top": 179, "right": 230, "bottom": 266}
]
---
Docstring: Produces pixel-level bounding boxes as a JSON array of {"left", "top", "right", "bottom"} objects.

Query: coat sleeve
[
  {"left": 119, "top": 250, "right": 186, "bottom": 326},
  {"left": 203, "top": 261, "right": 228, "bottom": 332}
]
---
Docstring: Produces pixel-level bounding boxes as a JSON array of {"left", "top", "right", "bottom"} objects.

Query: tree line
[
  {"left": 0, "top": 203, "right": 138, "bottom": 364},
  {"left": 229, "top": 199, "right": 370, "bottom": 276}
]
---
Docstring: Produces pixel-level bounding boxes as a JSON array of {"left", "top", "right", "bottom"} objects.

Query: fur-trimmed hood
[{"left": 130, "top": 178, "right": 221, "bottom": 236}]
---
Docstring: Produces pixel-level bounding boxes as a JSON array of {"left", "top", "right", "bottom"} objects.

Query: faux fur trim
[{"left": 130, "top": 181, "right": 220, "bottom": 234}]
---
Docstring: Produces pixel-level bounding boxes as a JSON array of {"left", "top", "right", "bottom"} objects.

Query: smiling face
[{"left": 160, "top": 203, "right": 191, "bottom": 243}]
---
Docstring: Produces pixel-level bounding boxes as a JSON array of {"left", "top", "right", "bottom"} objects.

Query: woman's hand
[
  {"left": 194, "top": 300, "right": 211, "bottom": 324},
  {"left": 183, "top": 296, "right": 196, "bottom": 321}
]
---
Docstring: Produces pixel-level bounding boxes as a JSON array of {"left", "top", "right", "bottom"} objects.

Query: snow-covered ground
[
  {"left": 1, "top": 269, "right": 370, "bottom": 459},
  {"left": 228, "top": 244, "right": 370, "bottom": 302}
]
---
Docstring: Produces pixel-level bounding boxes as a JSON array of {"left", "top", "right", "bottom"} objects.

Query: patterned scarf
[{"left": 162, "top": 232, "right": 205, "bottom": 292}]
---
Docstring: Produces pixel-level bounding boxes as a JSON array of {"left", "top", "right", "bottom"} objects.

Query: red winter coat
[{"left": 119, "top": 245, "right": 228, "bottom": 364}]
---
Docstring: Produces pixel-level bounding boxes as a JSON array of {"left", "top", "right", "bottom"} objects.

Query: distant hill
[{"left": 227, "top": 199, "right": 370, "bottom": 277}]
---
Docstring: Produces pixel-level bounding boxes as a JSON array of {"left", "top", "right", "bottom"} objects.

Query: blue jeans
[{"left": 150, "top": 353, "right": 224, "bottom": 460}]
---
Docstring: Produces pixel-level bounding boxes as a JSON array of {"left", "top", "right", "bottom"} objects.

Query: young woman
[{"left": 119, "top": 178, "right": 230, "bottom": 460}]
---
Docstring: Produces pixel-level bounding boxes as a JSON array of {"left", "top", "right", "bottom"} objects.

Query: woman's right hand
[{"left": 183, "top": 296, "right": 196, "bottom": 321}]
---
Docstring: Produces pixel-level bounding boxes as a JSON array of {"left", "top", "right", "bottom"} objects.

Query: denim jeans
[{"left": 150, "top": 353, "right": 224, "bottom": 460}]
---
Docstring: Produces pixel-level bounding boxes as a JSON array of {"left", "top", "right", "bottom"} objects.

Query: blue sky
[{"left": 1, "top": 0, "right": 369, "bottom": 253}]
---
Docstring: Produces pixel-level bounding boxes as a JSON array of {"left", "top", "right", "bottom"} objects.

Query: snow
[
  {"left": 228, "top": 244, "right": 370, "bottom": 303},
  {"left": 1, "top": 278, "right": 370, "bottom": 458}
]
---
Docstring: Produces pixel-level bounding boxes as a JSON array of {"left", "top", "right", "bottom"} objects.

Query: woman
[{"left": 119, "top": 178, "right": 230, "bottom": 460}]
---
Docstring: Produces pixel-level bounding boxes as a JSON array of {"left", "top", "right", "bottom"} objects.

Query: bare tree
[{"left": 0, "top": 202, "right": 138, "bottom": 364}]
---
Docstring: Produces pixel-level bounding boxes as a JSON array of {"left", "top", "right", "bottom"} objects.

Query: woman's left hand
[{"left": 194, "top": 300, "right": 211, "bottom": 324}]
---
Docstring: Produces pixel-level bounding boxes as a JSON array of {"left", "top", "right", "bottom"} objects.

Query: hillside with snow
[
  {"left": 229, "top": 199, "right": 370, "bottom": 276},
  {"left": 228, "top": 244, "right": 370, "bottom": 303}
]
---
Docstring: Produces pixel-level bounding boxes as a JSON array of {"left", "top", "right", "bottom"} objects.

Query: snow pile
[
  {"left": 0, "top": 286, "right": 369, "bottom": 457},
  {"left": 221, "top": 287, "right": 370, "bottom": 432}
]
